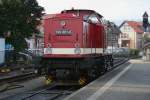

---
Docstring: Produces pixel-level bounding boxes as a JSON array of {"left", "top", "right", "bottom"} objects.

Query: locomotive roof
[
  {"left": 43, "top": 9, "right": 103, "bottom": 20},
  {"left": 61, "top": 9, "right": 103, "bottom": 18},
  {"left": 43, "top": 14, "right": 57, "bottom": 19}
]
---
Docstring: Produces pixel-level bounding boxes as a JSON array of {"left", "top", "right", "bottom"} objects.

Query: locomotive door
[
  {"left": 83, "top": 22, "right": 88, "bottom": 48},
  {"left": 88, "top": 14, "right": 101, "bottom": 54},
  {"left": 83, "top": 21, "right": 92, "bottom": 54}
]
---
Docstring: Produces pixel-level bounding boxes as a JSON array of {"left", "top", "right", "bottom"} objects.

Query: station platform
[{"left": 64, "top": 59, "right": 150, "bottom": 100}]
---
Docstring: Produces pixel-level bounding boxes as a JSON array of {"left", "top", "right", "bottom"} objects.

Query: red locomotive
[{"left": 40, "top": 9, "right": 113, "bottom": 85}]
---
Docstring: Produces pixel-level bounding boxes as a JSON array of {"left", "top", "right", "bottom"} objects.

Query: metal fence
[
  {"left": 0, "top": 51, "right": 5, "bottom": 66},
  {"left": 0, "top": 49, "right": 43, "bottom": 66}
]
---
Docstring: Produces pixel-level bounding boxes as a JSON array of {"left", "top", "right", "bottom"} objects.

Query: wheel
[{"left": 88, "top": 65, "right": 100, "bottom": 80}]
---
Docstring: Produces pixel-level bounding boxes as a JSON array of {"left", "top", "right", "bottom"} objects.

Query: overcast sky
[{"left": 37, "top": 0, "right": 150, "bottom": 25}]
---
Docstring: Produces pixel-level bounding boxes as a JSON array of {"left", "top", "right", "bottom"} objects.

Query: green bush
[{"left": 129, "top": 49, "right": 140, "bottom": 58}]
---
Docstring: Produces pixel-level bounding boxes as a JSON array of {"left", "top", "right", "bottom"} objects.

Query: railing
[
  {"left": 25, "top": 49, "right": 44, "bottom": 56},
  {"left": 0, "top": 51, "right": 5, "bottom": 66},
  {"left": 144, "top": 41, "right": 150, "bottom": 45},
  {"left": 0, "top": 49, "right": 43, "bottom": 66}
]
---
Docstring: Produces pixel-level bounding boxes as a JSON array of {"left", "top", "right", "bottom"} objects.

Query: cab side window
[{"left": 88, "top": 14, "right": 100, "bottom": 24}]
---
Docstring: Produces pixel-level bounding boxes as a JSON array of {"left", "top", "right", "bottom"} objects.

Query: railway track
[
  {"left": 0, "top": 58, "right": 129, "bottom": 100},
  {"left": 0, "top": 72, "right": 36, "bottom": 84},
  {"left": 0, "top": 72, "right": 37, "bottom": 92},
  {"left": 113, "top": 58, "right": 129, "bottom": 67},
  {"left": 3, "top": 83, "right": 81, "bottom": 100}
]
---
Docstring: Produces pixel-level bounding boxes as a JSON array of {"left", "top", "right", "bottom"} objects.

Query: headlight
[
  {"left": 44, "top": 47, "right": 52, "bottom": 54},
  {"left": 74, "top": 43, "right": 81, "bottom": 54},
  {"left": 74, "top": 48, "right": 81, "bottom": 54},
  {"left": 75, "top": 43, "right": 80, "bottom": 48},
  {"left": 44, "top": 46, "right": 52, "bottom": 54},
  {"left": 44, "top": 43, "right": 52, "bottom": 54},
  {"left": 47, "top": 43, "right": 51, "bottom": 48}
]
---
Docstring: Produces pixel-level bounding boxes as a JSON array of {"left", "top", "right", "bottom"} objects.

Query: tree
[
  {"left": 143, "top": 33, "right": 150, "bottom": 44},
  {"left": 0, "top": 0, "right": 44, "bottom": 52}
]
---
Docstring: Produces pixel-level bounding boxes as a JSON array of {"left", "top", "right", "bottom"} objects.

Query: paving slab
[{"left": 64, "top": 60, "right": 150, "bottom": 100}]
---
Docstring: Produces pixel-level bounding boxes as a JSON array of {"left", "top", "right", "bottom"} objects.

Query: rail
[
  {"left": 0, "top": 58, "right": 129, "bottom": 100},
  {"left": 4, "top": 83, "right": 81, "bottom": 100},
  {"left": 0, "top": 72, "right": 36, "bottom": 92}
]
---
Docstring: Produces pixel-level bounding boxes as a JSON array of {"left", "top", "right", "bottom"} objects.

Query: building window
[{"left": 121, "top": 33, "right": 129, "bottom": 38}]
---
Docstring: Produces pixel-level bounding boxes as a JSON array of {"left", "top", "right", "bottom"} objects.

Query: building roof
[
  {"left": 120, "top": 21, "right": 144, "bottom": 34},
  {"left": 109, "top": 22, "right": 121, "bottom": 34},
  {"left": 127, "top": 21, "right": 144, "bottom": 33}
]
